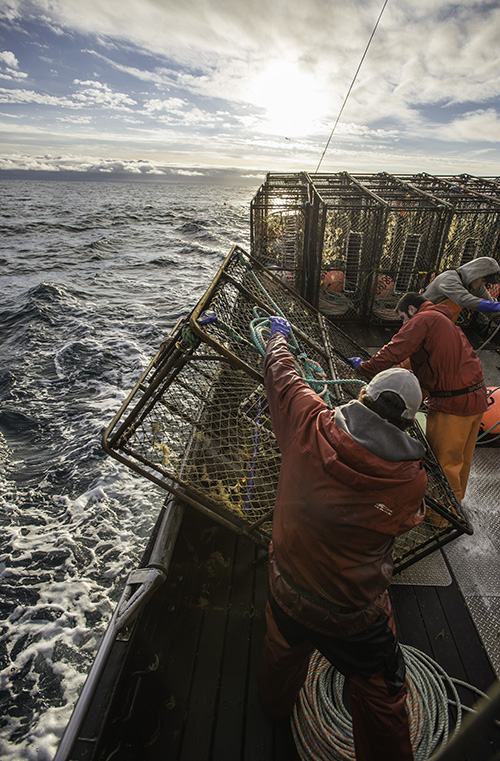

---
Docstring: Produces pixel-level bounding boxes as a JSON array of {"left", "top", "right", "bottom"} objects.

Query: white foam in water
[
  {"left": 0, "top": 462, "right": 165, "bottom": 761},
  {"left": 0, "top": 180, "right": 254, "bottom": 759}
]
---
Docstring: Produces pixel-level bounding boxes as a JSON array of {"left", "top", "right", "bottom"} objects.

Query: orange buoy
[
  {"left": 478, "top": 386, "right": 500, "bottom": 439},
  {"left": 321, "top": 269, "right": 344, "bottom": 293},
  {"left": 372, "top": 274, "right": 395, "bottom": 297}
]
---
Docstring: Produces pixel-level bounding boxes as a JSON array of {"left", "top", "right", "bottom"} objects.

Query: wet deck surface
[
  {"left": 87, "top": 501, "right": 500, "bottom": 761},
  {"left": 76, "top": 324, "right": 500, "bottom": 761}
]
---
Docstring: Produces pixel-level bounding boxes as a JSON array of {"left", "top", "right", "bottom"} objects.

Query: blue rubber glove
[
  {"left": 478, "top": 299, "right": 500, "bottom": 313},
  {"left": 198, "top": 310, "right": 218, "bottom": 325},
  {"left": 269, "top": 316, "right": 291, "bottom": 338},
  {"left": 349, "top": 357, "right": 364, "bottom": 369}
]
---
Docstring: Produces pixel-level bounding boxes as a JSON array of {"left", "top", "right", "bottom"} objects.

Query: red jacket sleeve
[
  {"left": 358, "top": 315, "right": 429, "bottom": 378},
  {"left": 264, "top": 333, "right": 328, "bottom": 453}
]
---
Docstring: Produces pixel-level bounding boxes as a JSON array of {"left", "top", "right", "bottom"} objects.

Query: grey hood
[
  {"left": 334, "top": 400, "right": 425, "bottom": 462},
  {"left": 422, "top": 256, "right": 500, "bottom": 316},
  {"left": 457, "top": 256, "right": 500, "bottom": 287}
]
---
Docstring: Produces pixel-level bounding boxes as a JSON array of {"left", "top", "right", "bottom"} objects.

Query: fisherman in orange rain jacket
[
  {"left": 258, "top": 316, "right": 427, "bottom": 761},
  {"left": 349, "top": 293, "right": 488, "bottom": 503}
]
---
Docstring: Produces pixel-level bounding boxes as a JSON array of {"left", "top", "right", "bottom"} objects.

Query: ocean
[{"left": 0, "top": 179, "right": 255, "bottom": 760}]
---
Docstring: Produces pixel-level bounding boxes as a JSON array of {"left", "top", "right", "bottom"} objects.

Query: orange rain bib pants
[
  {"left": 425, "top": 410, "right": 484, "bottom": 502},
  {"left": 436, "top": 298, "right": 463, "bottom": 323}
]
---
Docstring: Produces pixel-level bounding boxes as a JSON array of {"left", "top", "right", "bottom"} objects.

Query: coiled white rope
[{"left": 291, "top": 646, "right": 494, "bottom": 761}]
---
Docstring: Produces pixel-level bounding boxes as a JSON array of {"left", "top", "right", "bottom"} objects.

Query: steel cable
[{"left": 314, "top": 0, "right": 390, "bottom": 174}]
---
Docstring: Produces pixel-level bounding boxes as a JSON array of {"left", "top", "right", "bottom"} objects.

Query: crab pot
[
  {"left": 400, "top": 173, "right": 500, "bottom": 271},
  {"left": 103, "top": 247, "right": 472, "bottom": 572},
  {"left": 250, "top": 172, "right": 326, "bottom": 304},
  {"left": 448, "top": 173, "right": 500, "bottom": 204},
  {"left": 251, "top": 172, "right": 500, "bottom": 324},
  {"left": 341, "top": 173, "right": 446, "bottom": 323},
  {"left": 309, "top": 173, "right": 385, "bottom": 321}
]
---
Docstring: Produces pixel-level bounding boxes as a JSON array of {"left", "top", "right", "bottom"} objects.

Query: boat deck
[
  {"left": 70, "top": 324, "right": 500, "bottom": 761},
  {"left": 84, "top": 501, "right": 500, "bottom": 761}
]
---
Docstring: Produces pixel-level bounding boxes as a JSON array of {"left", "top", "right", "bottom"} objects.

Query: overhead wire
[{"left": 314, "top": 0, "right": 390, "bottom": 175}]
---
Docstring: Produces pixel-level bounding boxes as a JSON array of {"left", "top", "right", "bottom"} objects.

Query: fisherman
[
  {"left": 421, "top": 256, "right": 500, "bottom": 323},
  {"left": 349, "top": 293, "right": 488, "bottom": 503},
  {"left": 258, "top": 315, "right": 427, "bottom": 761}
]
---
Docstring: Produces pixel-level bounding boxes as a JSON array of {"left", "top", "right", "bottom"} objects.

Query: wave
[
  {"left": 0, "top": 460, "right": 164, "bottom": 761},
  {"left": 0, "top": 179, "right": 253, "bottom": 757},
  {"left": 178, "top": 220, "right": 218, "bottom": 242}
]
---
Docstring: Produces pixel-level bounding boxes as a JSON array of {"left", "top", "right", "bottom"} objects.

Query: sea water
[{"left": 0, "top": 179, "right": 254, "bottom": 760}]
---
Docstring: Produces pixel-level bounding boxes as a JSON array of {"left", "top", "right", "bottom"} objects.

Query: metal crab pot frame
[
  {"left": 251, "top": 172, "right": 500, "bottom": 325},
  {"left": 103, "top": 246, "right": 472, "bottom": 572}
]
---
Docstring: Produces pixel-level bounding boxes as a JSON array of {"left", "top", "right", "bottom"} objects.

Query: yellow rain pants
[{"left": 425, "top": 410, "right": 484, "bottom": 502}]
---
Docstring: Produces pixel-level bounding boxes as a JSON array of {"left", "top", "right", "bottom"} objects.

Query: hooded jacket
[
  {"left": 358, "top": 302, "right": 488, "bottom": 416},
  {"left": 264, "top": 333, "right": 427, "bottom": 637},
  {"left": 422, "top": 256, "right": 500, "bottom": 322}
]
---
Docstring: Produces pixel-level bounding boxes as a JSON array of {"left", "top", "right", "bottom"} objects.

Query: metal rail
[{"left": 53, "top": 498, "right": 184, "bottom": 761}]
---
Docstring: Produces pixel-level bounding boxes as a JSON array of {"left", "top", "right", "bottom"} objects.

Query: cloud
[
  {"left": 0, "top": 87, "right": 75, "bottom": 107},
  {"left": 4, "top": 1, "right": 500, "bottom": 132},
  {"left": 0, "top": 80, "right": 137, "bottom": 112},
  {"left": 176, "top": 169, "right": 205, "bottom": 176},
  {"left": 1, "top": 0, "right": 500, "bottom": 175},
  {"left": 0, "top": 150, "right": 267, "bottom": 184},
  {"left": 72, "top": 79, "right": 137, "bottom": 109},
  {"left": 83, "top": 49, "right": 175, "bottom": 86},
  {"left": 0, "top": 49, "right": 28, "bottom": 80},
  {"left": 441, "top": 108, "right": 500, "bottom": 142},
  {"left": 0, "top": 151, "right": 164, "bottom": 173}
]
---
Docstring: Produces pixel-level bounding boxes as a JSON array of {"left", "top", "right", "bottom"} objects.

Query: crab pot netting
[
  {"left": 251, "top": 172, "right": 500, "bottom": 325},
  {"left": 251, "top": 172, "right": 326, "bottom": 305},
  {"left": 340, "top": 173, "right": 445, "bottom": 324},
  {"left": 403, "top": 173, "right": 500, "bottom": 272},
  {"left": 104, "top": 247, "right": 472, "bottom": 569},
  {"left": 251, "top": 174, "right": 309, "bottom": 294},
  {"left": 450, "top": 174, "right": 500, "bottom": 202},
  {"left": 312, "top": 174, "right": 383, "bottom": 322}
]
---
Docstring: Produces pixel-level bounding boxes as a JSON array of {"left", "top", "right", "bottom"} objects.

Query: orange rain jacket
[
  {"left": 357, "top": 302, "right": 488, "bottom": 417},
  {"left": 264, "top": 333, "right": 427, "bottom": 638}
]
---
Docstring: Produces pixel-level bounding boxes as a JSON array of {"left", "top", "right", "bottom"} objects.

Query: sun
[{"left": 247, "top": 59, "right": 327, "bottom": 138}]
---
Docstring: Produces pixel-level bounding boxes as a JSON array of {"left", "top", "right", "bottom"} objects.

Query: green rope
[
  {"left": 176, "top": 324, "right": 200, "bottom": 350},
  {"left": 216, "top": 318, "right": 255, "bottom": 351},
  {"left": 230, "top": 250, "right": 366, "bottom": 407},
  {"left": 249, "top": 308, "right": 365, "bottom": 409}
]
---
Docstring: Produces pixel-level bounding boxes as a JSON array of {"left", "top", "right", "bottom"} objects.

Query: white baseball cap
[{"left": 365, "top": 368, "right": 422, "bottom": 420}]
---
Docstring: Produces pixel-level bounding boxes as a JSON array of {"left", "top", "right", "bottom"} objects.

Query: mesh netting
[
  {"left": 104, "top": 246, "right": 471, "bottom": 570},
  {"left": 251, "top": 172, "right": 500, "bottom": 325}
]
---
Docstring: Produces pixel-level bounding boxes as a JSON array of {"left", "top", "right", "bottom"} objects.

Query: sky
[{"left": 0, "top": 0, "right": 500, "bottom": 184}]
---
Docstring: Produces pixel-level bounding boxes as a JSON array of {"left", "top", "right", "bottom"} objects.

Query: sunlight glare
[{"left": 248, "top": 60, "right": 327, "bottom": 138}]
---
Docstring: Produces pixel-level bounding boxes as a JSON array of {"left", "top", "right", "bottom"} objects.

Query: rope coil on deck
[{"left": 291, "top": 647, "right": 495, "bottom": 761}]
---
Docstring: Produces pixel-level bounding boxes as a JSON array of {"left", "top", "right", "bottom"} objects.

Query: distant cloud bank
[{"left": 0, "top": 152, "right": 267, "bottom": 184}]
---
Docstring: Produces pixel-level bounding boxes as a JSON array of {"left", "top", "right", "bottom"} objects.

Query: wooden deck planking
[
  {"left": 178, "top": 530, "right": 236, "bottom": 761},
  {"left": 391, "top": 576, "right": 500, "bottom": 760},
  {"left": 210, "top": 534, "right": 258, "bottom": 760},
  {"left": 141, "top": 522, "right": 211, "bottom": 759},
  {"left": 134, "top": 506, "right": 298, "bottom": 761},
  {"left": 243, "top": 547, "right": 281, "bottom": 761},
  {"left": 81, "top": 504, "right": 499, "bottom": 760}
]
